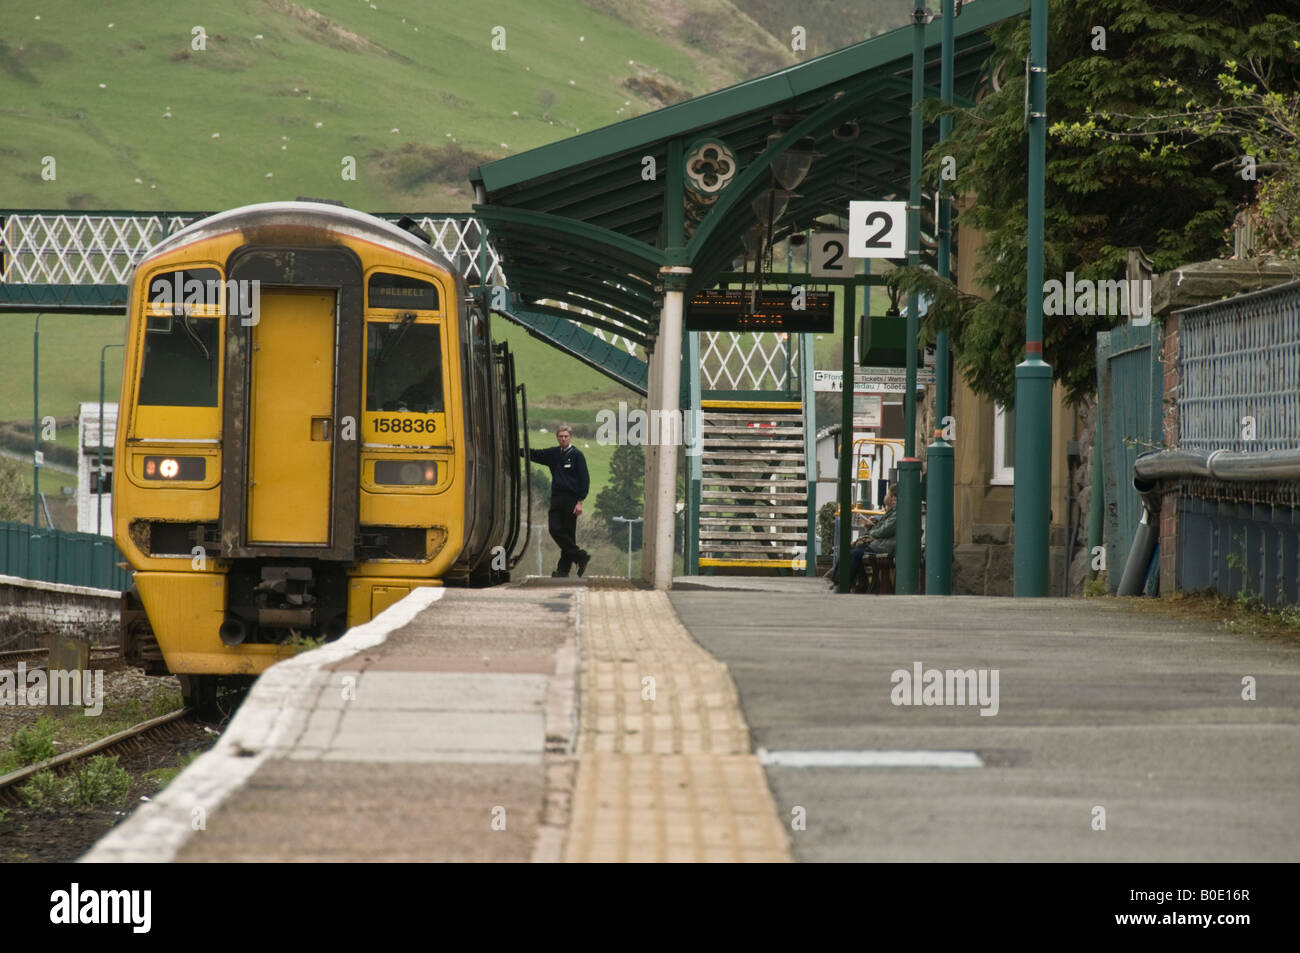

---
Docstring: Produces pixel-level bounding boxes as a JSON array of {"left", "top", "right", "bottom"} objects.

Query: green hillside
[
  {"left": 0, "top": 0, "right": 909, "bottom": 516},
  {"left": 0, "top": 0, "right": 789, "bottom": 210}
]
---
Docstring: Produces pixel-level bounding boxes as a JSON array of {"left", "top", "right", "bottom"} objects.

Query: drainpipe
[
  {"left": 1117, "top": 474, "right": 1161, "bottom": 596},
  {"left": 1135, "top": 447, "right": 1300, "bottom": 483}
]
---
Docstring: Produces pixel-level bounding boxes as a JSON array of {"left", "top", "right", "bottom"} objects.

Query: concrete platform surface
[
  {"left": 670, "top": 593, "right": 1300, "bottom": 861},
  {"left": 83, "top": 587, "right": 580, "bottom": 862}
]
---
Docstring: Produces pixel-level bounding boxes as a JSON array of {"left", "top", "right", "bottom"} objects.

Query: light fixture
[
  {"left": 768, "top": 132, "right": 816, "bottom": 190},
  {"left": 750, "top": 188, "right": 791, "bottom": 225},
  {"left": 833, "top": 120, "right": 860, "bottom": 141}
]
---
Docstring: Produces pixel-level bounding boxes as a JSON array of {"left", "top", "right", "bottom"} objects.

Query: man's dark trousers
[{"left": 549, "top": 493, "right": 588, "bottom": 575}]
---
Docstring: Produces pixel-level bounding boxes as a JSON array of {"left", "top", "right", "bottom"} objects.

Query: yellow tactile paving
[{"left": 565, "top": 591, "right": 791, "bottom": 862}]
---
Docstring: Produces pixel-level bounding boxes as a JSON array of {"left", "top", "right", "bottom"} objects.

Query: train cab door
[{"left": 247, "top": 289, "right": 336, "bottom": 545}]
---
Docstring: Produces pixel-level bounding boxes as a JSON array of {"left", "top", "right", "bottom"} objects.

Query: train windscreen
[
  {"left": 139, "top": 314, "right": 220, "bottom": 407},
  {"left": 366, "top": 318, "right": 445, "bottom": 414}
]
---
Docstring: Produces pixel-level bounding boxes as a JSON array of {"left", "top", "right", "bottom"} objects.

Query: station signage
[
  {"left": 847, "top": 201, "right": 908, "bottom": 259},
  {"left": 685, "top": 289, "right": 834, "bottom": 333},
  {"left": 812, "top": 367, "right": 935, "bottom": 393},
  {"left": 853, "top": 393, "right": 883, "bottom": 428}
]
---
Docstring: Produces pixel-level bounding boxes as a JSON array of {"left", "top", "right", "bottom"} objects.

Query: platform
[
  {"left": 84, "top": 580, "right": 790, "bottom": 862},
  {"left": 83, "top": 586, "right": 1300, "bottom": 863}
]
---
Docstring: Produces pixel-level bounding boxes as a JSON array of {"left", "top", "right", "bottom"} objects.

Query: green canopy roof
[{"left": 472, "top": 0, "right": 1024, "bottom": 345}]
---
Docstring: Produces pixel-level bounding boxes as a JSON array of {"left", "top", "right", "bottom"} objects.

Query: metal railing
[
  {"left": 852, "top": 437, "right": 904, "bottom": 509},
  {"left": 0, "top": 209, "right": 662, "bottom": 359},
  {"left": 699, "top": 330, "right": 801, "bottom": 391},
  {"left": 1178, "top": 279, "right": 1300, "bottom": 451}
]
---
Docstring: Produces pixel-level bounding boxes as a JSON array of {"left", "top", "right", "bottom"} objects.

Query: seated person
[{"left": 827, "top": 487, "right": 898, "bottom": 589}]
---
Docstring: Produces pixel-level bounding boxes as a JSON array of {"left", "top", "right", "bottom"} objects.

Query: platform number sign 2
[
  {"left": 848, "top": 201, "right": 907, "bottom": 260},
  {"left": 810, "top": 232, "right": 850, "bottom": 278}
]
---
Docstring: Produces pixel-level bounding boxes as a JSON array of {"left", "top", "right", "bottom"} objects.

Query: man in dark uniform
[{"left": 528, "top": 425, "right": 591, "bottom": 577}]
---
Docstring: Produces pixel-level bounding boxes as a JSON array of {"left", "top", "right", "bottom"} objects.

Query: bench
[{"left": 852, "top": 553, "right": 926, "bottom": 595}]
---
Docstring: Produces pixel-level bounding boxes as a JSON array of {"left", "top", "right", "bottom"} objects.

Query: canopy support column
[{"left": 644, "top": 267, "right": 691, "bottom": 588}]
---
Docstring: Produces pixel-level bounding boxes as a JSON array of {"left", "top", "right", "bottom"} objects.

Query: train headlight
[
  {"left": 375, "top": 460, "right": 438, "bottom": 485},
  {"left": 142, "top": 456, "right": 205, "bottom": 481}
]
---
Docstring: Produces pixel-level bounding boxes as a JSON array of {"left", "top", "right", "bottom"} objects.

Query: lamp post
[
  {"left": 613, "top": 516, "right": 643, "bottom": 579},
  {"left": 925, "top": 0, "right": 958, "bottom": 595},
  {"left": 1014, "top": 0, "right": 1053, "bottom": 596},
  {"left": 97, "top": 343, "right": 124, "bottom": 536},
  {"left": 32, "top": 313, "right": 43, "bottom": 528},
  {"left": 895, "top": 2, "right": 928, "bottom": 594}
]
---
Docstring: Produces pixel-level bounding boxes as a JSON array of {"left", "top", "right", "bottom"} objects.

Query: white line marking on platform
[{"left": 757, "top": 748, "right": 984, "bottom": 768}]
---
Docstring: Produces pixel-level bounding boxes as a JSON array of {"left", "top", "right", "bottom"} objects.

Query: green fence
[
  {"left": 1095, "top": 322, "right": 1164, "bottom": 594},
  {"left": 0, "top": 520, "right": 132, "bottom": 592}
]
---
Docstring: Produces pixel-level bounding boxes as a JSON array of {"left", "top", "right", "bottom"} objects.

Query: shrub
[
  {"left": 13, "top": 716, "right": 56, "bottom": 765},
  {"left": 69, "top": 755, "right": 131, "bottom": 809},
  {"left": 817, "top": 501, "right": 838, "bottom": 555},
  {"left": 18, "top": 769, "right": 64, "bottom": 808}
]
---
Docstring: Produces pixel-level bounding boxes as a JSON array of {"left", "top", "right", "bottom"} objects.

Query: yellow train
[{"left": 115, "top": 202, "right": 526, "bottom": 710}]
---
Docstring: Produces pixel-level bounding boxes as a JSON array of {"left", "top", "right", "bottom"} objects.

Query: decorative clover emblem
[{"left": 685, "top": 140, "right": 737, "bottom": 197}]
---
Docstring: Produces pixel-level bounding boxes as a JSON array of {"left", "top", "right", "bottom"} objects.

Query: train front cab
[{"left": 116, "top": 222, "right": 471, "bottom": 680}]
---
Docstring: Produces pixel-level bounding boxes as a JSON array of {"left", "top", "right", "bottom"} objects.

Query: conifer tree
[{"left": 892, "top": 0, "right": 1300, "bottom": 407}]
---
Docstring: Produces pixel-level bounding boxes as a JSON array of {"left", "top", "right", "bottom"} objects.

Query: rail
[{"left": 0, "top": 708, "right": 194, "bottom": 806}]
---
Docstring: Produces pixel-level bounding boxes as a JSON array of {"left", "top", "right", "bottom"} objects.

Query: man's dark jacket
[{"left": 529, "top": 445, "right": 590, "bottom": 501}]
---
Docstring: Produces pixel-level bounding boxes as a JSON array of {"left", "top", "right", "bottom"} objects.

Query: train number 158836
[{"left": 374, "top": 416, "right": 436, "bottom": 434}]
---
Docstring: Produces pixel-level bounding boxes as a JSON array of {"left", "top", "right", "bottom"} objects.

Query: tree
[
  {"left": 0, "top": 457, "right": 30, "bottom": 522},
  {"left": 595, "top": 443, "right": 645, "bottom": 550},
  {"left": 892, "top": 0, "right": 1299, "bottom": 408},
  {"left": 1055, "top": 52, "right": 1300, "bottom": 257}
]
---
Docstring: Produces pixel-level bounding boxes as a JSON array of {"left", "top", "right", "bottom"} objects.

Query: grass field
[
  {"left": 0, "top": 315, "right": 126, "bottom": 426},
  {"left": 0, "top": 0, "right": 914, "bottom": 523},
  {"left": 0, "top": 0, "right": 779, "bottom": 211}
]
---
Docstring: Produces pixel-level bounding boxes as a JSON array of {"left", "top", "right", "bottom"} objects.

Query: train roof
[{"left": 139, "top": 201, "right": 459, "bottom": 275}]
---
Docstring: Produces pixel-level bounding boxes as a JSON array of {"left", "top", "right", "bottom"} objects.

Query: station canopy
[{"left": 470, "top": 0, "right": 1023, "bottom": 350}]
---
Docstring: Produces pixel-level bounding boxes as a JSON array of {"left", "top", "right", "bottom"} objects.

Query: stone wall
[
  {"left": 0, "top": 575, "right": 120, "bottom": 648},
  {"left": 1067, "top": 397, "right": 1098, "bottom": 595},
  {"left": 953, "top": 523, "right": 1068, "bottom": 596}
]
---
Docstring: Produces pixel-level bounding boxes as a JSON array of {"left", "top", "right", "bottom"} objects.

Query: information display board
[{"left": 685, "top": 289, "right": 834, "bottom": 333}]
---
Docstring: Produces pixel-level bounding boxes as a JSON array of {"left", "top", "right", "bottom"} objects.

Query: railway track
[
  {"left": 0, "top": 645, "right": 122, "bottom": 677},
  {"left": 0, "top": 708, "right": 195, "bottom": 806}
]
